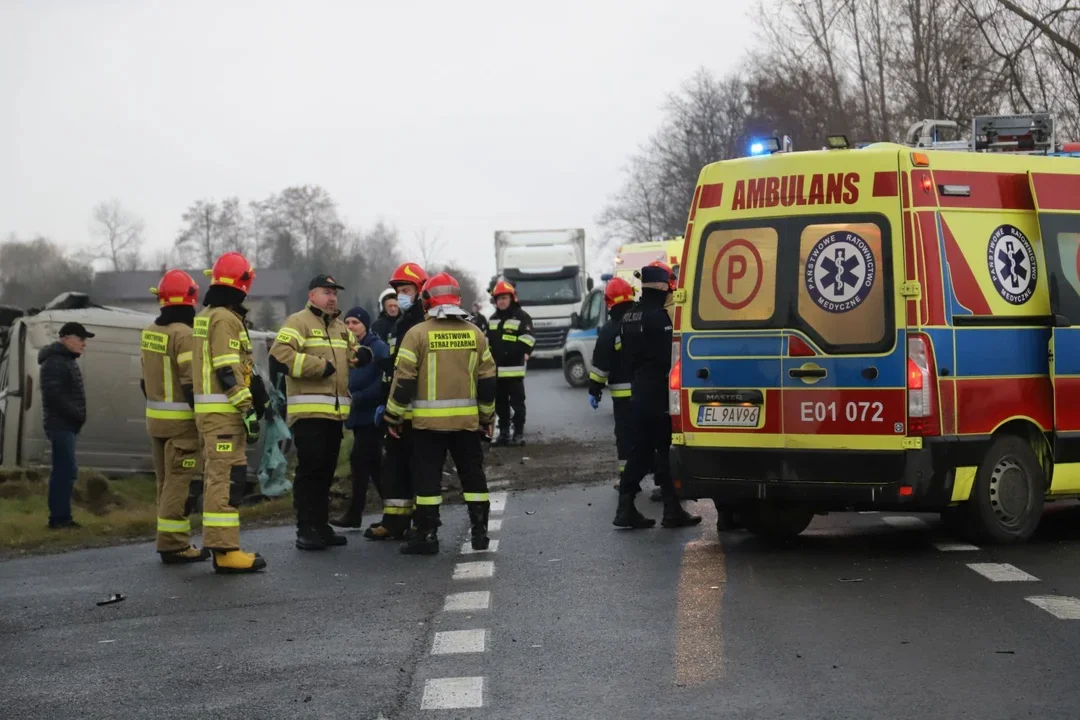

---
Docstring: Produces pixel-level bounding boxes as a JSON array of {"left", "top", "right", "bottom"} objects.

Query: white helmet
[{"left": 378, "top": 287, "right": 396, "bottom": 308}]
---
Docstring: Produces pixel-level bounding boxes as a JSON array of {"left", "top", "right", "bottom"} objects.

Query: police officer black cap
[{"left": 640, "top": 266, "right": 671, "bottom": 286}]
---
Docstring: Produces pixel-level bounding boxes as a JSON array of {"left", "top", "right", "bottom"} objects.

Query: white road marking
[
  {"left": 489, "top": 492, "right": 508, "bottom": 514},
  {"left": 967, "top": 563, "right": 1039, "bottom": 582},
  {"left": 858, "top": 511, "right": 879, "bottom": 514},
  {"left": 444, "top": 591, "right": 491, "bottom": 611},
  {"left": 431, "top": 629, "right": 487, "bottom": 655},
  {"left": 461, "top": 539, "right": 499, "bottom": 554},
  {"left": 882, "top": 516, "right": 928, "bottom": 528},
  {"left": 933, "top": 541, "right": 980, "bottom": 552},
  {"left": 1026, "top": 596, "right": 1080, "bottom": 619},
  {"left": 488, "top": 479, "right": 510, "bottom": 488},
  {"left": 420, "top": 677, "right": 484, "bottom": 710},
  {"left": 453, "top": 561, "right": 495, "bottom": 580},
  {"left": 488, "top": 519, "right": 502, "bottom": 532}
]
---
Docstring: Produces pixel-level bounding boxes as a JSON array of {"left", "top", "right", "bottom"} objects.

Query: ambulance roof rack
[
  {"left": 903, "top": 112, "right": 1063, "bottom": 155},
  {"left": 904, "top": 119, "right": 970, "bottom": 151}
]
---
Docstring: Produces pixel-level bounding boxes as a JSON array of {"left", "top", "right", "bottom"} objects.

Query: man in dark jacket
[
  {"left": 39, "top": 321, "right": 94, "bottom": 529},
  {"left": 486, "top": 280, "right": 534, "bottom": 446},
  {"left": 333, "top": 306, "right": 390, "bottom": 527},
  {"left": 370, "top": 288, "right": 399, "bottom": 343}
]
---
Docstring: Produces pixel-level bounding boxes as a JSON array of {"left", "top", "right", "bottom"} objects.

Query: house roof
[{"left": 92, "top": 269, "right": 293, "bottom": 301}]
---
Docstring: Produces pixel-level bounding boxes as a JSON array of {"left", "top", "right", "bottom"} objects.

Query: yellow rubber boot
[
  {"left": 212, "top": 550, "right": 267, "bottom": 574},
  {"left": 160, "top": 546, "right": 211, "bottom": 565}
]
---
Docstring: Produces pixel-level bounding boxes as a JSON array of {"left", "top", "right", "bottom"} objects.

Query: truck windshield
[{"left": 512, "top": 277, "right": 581, "bottom": 305}]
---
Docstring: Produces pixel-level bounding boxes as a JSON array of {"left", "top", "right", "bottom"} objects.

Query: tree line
[
  {"left": 1, "top": 185, "right": 482, "bottom": 325},
  {"left": 599, "top": 0, "right": 1080, "bottom": 244}
]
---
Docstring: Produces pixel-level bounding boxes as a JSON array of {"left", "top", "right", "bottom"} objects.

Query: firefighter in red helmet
[
  {"left": 141, "top": 269, "right": 208, "bottom": 564},
  {"left": 486, "top": 279, "right": 534, "bottom": 446},
  {"left": 192, "top": 252, "right": 268, "bottom": 573}
]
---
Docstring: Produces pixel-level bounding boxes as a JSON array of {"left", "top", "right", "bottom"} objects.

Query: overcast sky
[{"left": 1, "top": 1, "right": 756, "bottom": 282}]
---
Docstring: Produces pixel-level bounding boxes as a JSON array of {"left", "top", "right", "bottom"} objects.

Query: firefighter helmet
[
  {"left": 389, "top": 262, "right": 428, "bottom": 290},
  {"left": 205, "top": 252, "right": 255, "bottom": 295},
  {"left": 490, "top": 279, "right": 517, "bottom": 301},
  {"left": 150, "top": 269, "right": 199, "bottom": 307},
  {"left": 603, "top": 277, "right": 635, "bottom": 310},
  {"left": 647, "top": 260, "right": 677, "bottom": 291},
  {"left": 378, "top": 287, "right": 397, "bottom": 308},
  {"left": 421, "top": 272, "right": 462, "bottom": 310}
]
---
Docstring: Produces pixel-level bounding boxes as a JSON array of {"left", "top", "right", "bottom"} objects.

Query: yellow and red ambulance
[
  {"left": 670, "top": 117, "right": 1080, "bottom": 543},
  {"left": 612, "top": 237, "right": 684, "bottom": 291}
]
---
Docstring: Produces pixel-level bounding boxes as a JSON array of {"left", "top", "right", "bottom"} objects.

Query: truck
[{"left": 492, "top": 228, "right": 593, "bottom": 361}]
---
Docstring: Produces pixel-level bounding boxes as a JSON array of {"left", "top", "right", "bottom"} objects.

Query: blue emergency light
[
  {"left": 600, "top": 273, "right": 614, "bottom": 282},
  {"left": 748, "top": 136, "right": 787, "bottom": 156}
]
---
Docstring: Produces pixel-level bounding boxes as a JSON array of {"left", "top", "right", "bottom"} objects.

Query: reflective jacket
[
  {"left": 270, "top": 304, "right": 357, "bottom": 425},
  {"left": 193, "top": 306, "right": 255, "bottom": 429},
  {"left": 486, "top": 305, "right": 534, "bottom": 378},
  {"left": 141, "top": 321, "right": 196, "bottom": 438},
  {"left": 588, "top": 303, "right": 633, "bottom": 401},
  {"left": 386, "top": 317, "right": 497, "bottom": 432}
]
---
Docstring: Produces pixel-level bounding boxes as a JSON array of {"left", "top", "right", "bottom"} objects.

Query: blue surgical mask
[{"left": 397, "top": 293, "right": 414, "bottom": 311}]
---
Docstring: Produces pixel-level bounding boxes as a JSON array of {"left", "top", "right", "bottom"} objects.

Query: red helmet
[
  {"left": 390, "top": 262, "right": 428, "bottom": 290},
  {"left": 206, "top": 252, "right": 255, "bottom": 295},
  {"left": 150, "top": 269, "right": 199, "bottom": 307},
  {"left": 421, "top": 272, "right": 462, "bottom": 310},
  {"left": 490, "top": 279, "right": 517, "bottom": 301},
  {"left": 603, "top": 277, "right": 635, "bottom": 309},
  {"left": 647, "top": 260, "right": 677, "bottom": 291}
]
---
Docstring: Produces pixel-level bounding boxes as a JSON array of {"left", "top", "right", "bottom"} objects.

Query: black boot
[
  {"left": 401, "top": 508, "right": 440, "bottom": 555},
  {"left": 331, "top": 473, "right": 368, "bottom": 528},
  {"left": 510, "top": 429, "right": 525, "bottom": 446},
  {"left": 467, "top": 502, "right": 490, "bottom": 551},
  {"left": 661, "top": 486, "right": 702, "bottom": 528},
  {"left": 493, "top": 430, "right": 510, "bottom": 447},
  {"left": 318, "top": 525, "right": 348, "bottom": 546},
  {"left": 296, "top": 525, "right": 328, "bottom": 550},
  {"left": 613, "top": 493, "right": 655, "bottom": 529}
]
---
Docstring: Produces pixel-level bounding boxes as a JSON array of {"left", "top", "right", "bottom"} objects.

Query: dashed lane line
[
  {"left": 461, "top": 539, "right": 500, "bottom": 555},
  {"left": 420, "top": 677, "right": 485, "bottom": 710},
  {"left": 487, "top": 479, "right": 510, "bottom": 488},
  {"left": 933, "top": 541, "right": 980, "bottom": 552},
  {"left": 453, "top": 561, "right": 495, "bottom": 580},
  {"left": 967, "top": 563, "right": 1039, "bottom": 582},
  {"left": 488, "top": 519, "right": 502, "bottom": 532},
  {"left": 431, "top": 629, "right": 488, "bottom": 655},
  {"left": 1026, "top": 596, "right": 1080, "bottom": 620},
  {"left": 444, "top": 591, "right": 491, "bottom": 611},
  {"left": 489, "top": 491, "right": 508, "bottom": 514},
  {"left": 882, "top": 516, "right": 928, "bottom": 528}
]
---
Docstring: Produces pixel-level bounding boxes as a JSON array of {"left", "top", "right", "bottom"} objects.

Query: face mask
[{"left": 397, "top": 293, "right": 414, "bottom": 311}]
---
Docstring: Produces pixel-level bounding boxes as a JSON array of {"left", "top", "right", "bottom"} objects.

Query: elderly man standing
[{"left": 271, "top": 275, "right": 372, "bottom": 551}]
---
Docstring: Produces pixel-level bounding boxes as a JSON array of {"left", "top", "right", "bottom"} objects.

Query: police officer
[
  {"left": 193, "top": 251, "right": 268, "bottom": 572},
  {"left": 487, "top": 280, "right": 534, "bottom": 446},
  {"left": 588, "top": 276, "right": 636, "bottom": 482},
  {"left": 384, "top": 272, "right": 497, "bottom": 555},
  {"left": 366, "top": 261, "right": 430, "bottom": 541},
  {"left": 614, "top": 264, "right": 701, "bottom": 529},
  {"left": 270, "top": 274, "right": 369, "bottom": 551},
  {"left": 140, "top": 269, "right": 208, "bottom": 564}
]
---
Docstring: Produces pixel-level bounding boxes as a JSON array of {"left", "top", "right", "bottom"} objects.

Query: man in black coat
[{"left": 38, "top": 321, "right": 94, "bottom": 529}]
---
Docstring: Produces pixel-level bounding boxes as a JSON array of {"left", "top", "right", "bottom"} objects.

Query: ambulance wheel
[
  {"left": 563, "top": 354, "right": 588, "bottom": 388},
  {"left": 743, "top": 505, "right": 813, "bottom": 542},
  {"left": 967, "top": 435, "right": 1045, "bottom": 544}
]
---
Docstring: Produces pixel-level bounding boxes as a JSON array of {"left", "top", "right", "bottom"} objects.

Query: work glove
[
  {"left": 589, "top": 394, "right": 601, "bottom": 410},
  {"left": 322, "top": 361, "right": 336, "bottom": 377},
  {"left": 241, "top": 408, "right": 261, "bottom": 443},
  {"left": 352, "top": 345, "right": 374, "bottom": 367},
  {"left": 373, "top": 404, "right": 385, "bottom": 425}
]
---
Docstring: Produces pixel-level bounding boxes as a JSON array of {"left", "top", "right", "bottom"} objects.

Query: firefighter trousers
[
  {"left": 150, "top": 430, "right": 201, "bottom": 553},
  {"left": 198, "top": 420, "right": 248, "bottom": 551},
  {"left": 619, "top": 410, "right": 674, "bottom": 498},
  {"left": 377, "top": 421, "right": 414, "bottom": 532},
  {"left": 495, "top": 377, "right": 526, "bottom": 434},
  {"left": 411, "top": 429, "right": 489, "bottom": 532},
  {"left": 292, "top": 418, "right": 344, "bottom": 531}
]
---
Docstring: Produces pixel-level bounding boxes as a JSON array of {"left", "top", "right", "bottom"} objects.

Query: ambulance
[
  {"left": 613, "top": 237, "right": 685, "bottom": 291},
  {"left": 670, "top": 113, "right": 1080, "bottom": 543}
]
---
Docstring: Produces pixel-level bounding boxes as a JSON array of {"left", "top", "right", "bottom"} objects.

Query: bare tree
[
  {"left": 175, "top": 199, "right": 221, "bottom": 268},
  {"left": 1, "top": 234, "right": 94, "bottom": 308},
  {"left": 413, "top": 228, "right": 446, "bottom": 270},
  {"left": 90, "top": 199, "right": 145, "bottom": 271}
]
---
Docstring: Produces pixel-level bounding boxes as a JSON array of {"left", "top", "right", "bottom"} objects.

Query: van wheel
[
  {"left": 563, "top": 355, "right": 588, "bottom": 388},
  {"left": 743, "top": 505, "right": 814, "bottom": 542},
  {"left": 966, "top": 435, "right": 1044, "bottom": 544}
]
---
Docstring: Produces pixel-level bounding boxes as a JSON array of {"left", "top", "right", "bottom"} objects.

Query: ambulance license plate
[{"left": 697, "top": 405, "right": 760, "bottom": 427}]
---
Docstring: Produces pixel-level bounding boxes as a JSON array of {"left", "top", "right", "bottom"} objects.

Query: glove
[
  {"left": 250, "top": 374, "right": 269, "bottom": 419},
  {"left": 352, "top": 346, "right": 373, "bottom": 367},
  {"left": 589, "top": 394, "right": 601, "bottom": 410},
  {"left": 373, "top": 405, "right": 385, "bottom": 424},
  {"left": 241, "top": 408, "right": 261, "bottom": 443},
  {"left": 322, "top": 361, "right": 336, "bottom": 377}
]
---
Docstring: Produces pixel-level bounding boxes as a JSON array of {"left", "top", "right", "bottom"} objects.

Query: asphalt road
[
  {"left": 3, "top": 368, "right": 1080, "bottom": 719},
  {"left": 521, "top": 366, "right": 613, "bottom": 444}
]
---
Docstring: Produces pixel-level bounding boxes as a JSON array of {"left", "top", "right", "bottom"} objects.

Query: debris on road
[{"left": 96, "top": 593, "right": 125, "bottom": 606}]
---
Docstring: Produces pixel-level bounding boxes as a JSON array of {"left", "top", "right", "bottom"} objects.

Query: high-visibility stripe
[
  {"left": 388, "top": 336, "right": 397, "bottom": 349},
  {"left": 397, "top": 347, "right": 418, "bottom": 365},
  {"left": 589, "top": 371, "right": 608, "bottom": 385},
  {"left": 519, "top": 334, "right": 535, "bottom": 347},
  {"left": 468, "top": 351, "right": 478, "bottom": 398},
  {"left": 146, "top": 400, "right": 195, "bottom": 420},
  {"left": 287, "top": 394, "right": 350, "bottom": 407},
  {"left": 330, "top": 339, "right": 348, "bottom": 349},
  {"left": 383, "top": 506, "right": 412, "bottom": 515},
  {"left": 203, "top": 512, "right": 240, "bottom": 527},
  {"left": 615, "top": 341, "right": 622, "bottom": 351},
  {"left": 610, "top": 389, "right": 632, "bottom": 398},
  {"left": 386, "top": 399, "right": 408, "bottom": 416},
  {"left": 229, "top": 388, "right": 253, "bottom": 407},
  {"left": 288, "top": 405, "right": 350, "bottom": 416},
  {"left": 176, "top": 351, "right": 192, "bottom": 365},
  {"left": 305, "top": 339, "right": 331, "bottom": 348},
  {"left": 427, "top": 352, "right": 437, "bottom": 402},
  {"left": 384, "top": 499, "right": 414, "bottom": 508},
  {"left": 610, "top": 382, "right": 632, "bottom": 398},
  {"left": 412, "top": 405, "right": 479, "bottom": 418},
  {"left": 415, "top": 495, "right": 442, "bottom": 506},
  {"left": 609, "top": 383, "right": 631, "bottom": 390},
  {"left": 479, "top": 402, "right": 495, "bottom": 414},
  {"left": 413, "top": 398, "right": 477, "bottom": 409},
  {"left": 200, "top": 335, "right": 211, "bottom": 396},
  {"left": 490, "top": 320, "right": 501, "bottom": 331},
  {"left": 276, "top": 328, "right": 304, "bottom": 347},
  {"left": 157, "top": 517, "right": 191, "bottom": 533},
  {"left": 292, "top": 353, "right": 307, "bottom": 378},
  {"left": 463, "top": 492, "right": 489, "bottom": 502},
  {"left": 503, "top": 319, "right": 521, "bottom": 330},
  {"left": 502, "top": 334, "right": 517, "bottom": 342},
  {"left": 194, "top": 393, "right": 238, "bottom": 414},
  {"left": 212, "top": 353, "right": 241, "bottom": 369},
  {"left": 618, "top": 460, "right": 626, "bottom": 472},
  {"left": 497, "top": 365, "right": 526, "bottom": 378},
  {"left": 163, "top": 350, "right": 174, "bottom": 403}
]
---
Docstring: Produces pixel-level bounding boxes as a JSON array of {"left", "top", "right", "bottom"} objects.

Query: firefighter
[
  {"left": 365, "top": 261, "right": 430, "bottom": 541},
  {"left": 371, "top": 288, "right": 399, "bottom": 342},
  {"left": 384, "top": 272, "right": 497, "bottom": 555},
  {"left": 614, "top": 264, "right": 701, "bottom": 530},
  {"left": 140, "top": 269, "right": 208, "bottom": 564},
  {"left": 588, "top": 276, "right": 636, "bottom": 484},
  {"left": 270, "top": 275, "right": 370, "bottom": 551},
  {"left": 193, "top": 251, "right": 267, "bottom": 573},
  {"left": 486, "top": 280, "right": 534, "bottom": 446}
]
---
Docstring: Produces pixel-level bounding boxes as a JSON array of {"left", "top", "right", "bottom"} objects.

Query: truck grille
[{"left": 533, "top": 327, "right": 568, "bottom": 351}]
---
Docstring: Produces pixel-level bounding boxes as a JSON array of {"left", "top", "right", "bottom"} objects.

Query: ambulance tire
[
  {"left": 967, "top": 435, "right": 1045, "bottom": 544},
  {"left": 742, "top": 505, "right": 814, "bottom": 542},
  {"left": 563, "top": 354, "right": 588, "bottom": 388}
]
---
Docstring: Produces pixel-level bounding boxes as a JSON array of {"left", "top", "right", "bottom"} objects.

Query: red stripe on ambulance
[
  {"left": 954, "top": 377, "right": 1052, "bottom": 435},
  {"left": 902, "top": 212, "right": 919, "bottom": 326},
  {"left": 933, "top": 171, "right": 1034, "bottom": 210},
  {"left": 938, "top": 378, "right": 956, "bottom": 435},
  {"left": 783, "top": 389, "right": 906, "bottom": 435},
  {"left": 916, "top": 211, "right": 947, "bottom": 325},
  {"left": 939, "top": 216, "right": 993, "bottom": 314},
  {"left": 1053, "top": 378, "right": 1080, "bottom": 431},
  {"left": 1030, "top": 173, "right": 1080, "bottom": 212},
  {"left": 872, "top": 171, "right": 898, "bottom": 197}
]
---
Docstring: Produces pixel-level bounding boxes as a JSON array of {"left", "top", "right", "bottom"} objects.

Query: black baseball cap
[
  {"left": 58, "top": 321, "right": 95, "bottom": 339},
  {"left": 309, "top": 274, "right": 345, "bottom": 291}
]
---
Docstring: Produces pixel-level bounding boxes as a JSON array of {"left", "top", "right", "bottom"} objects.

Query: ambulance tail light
[
  {"left": 907, "top": 333, "right": 940, "bottom": 436},
  {"left": 669, "top": 338, "right": 682, "bottom": 430}
]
